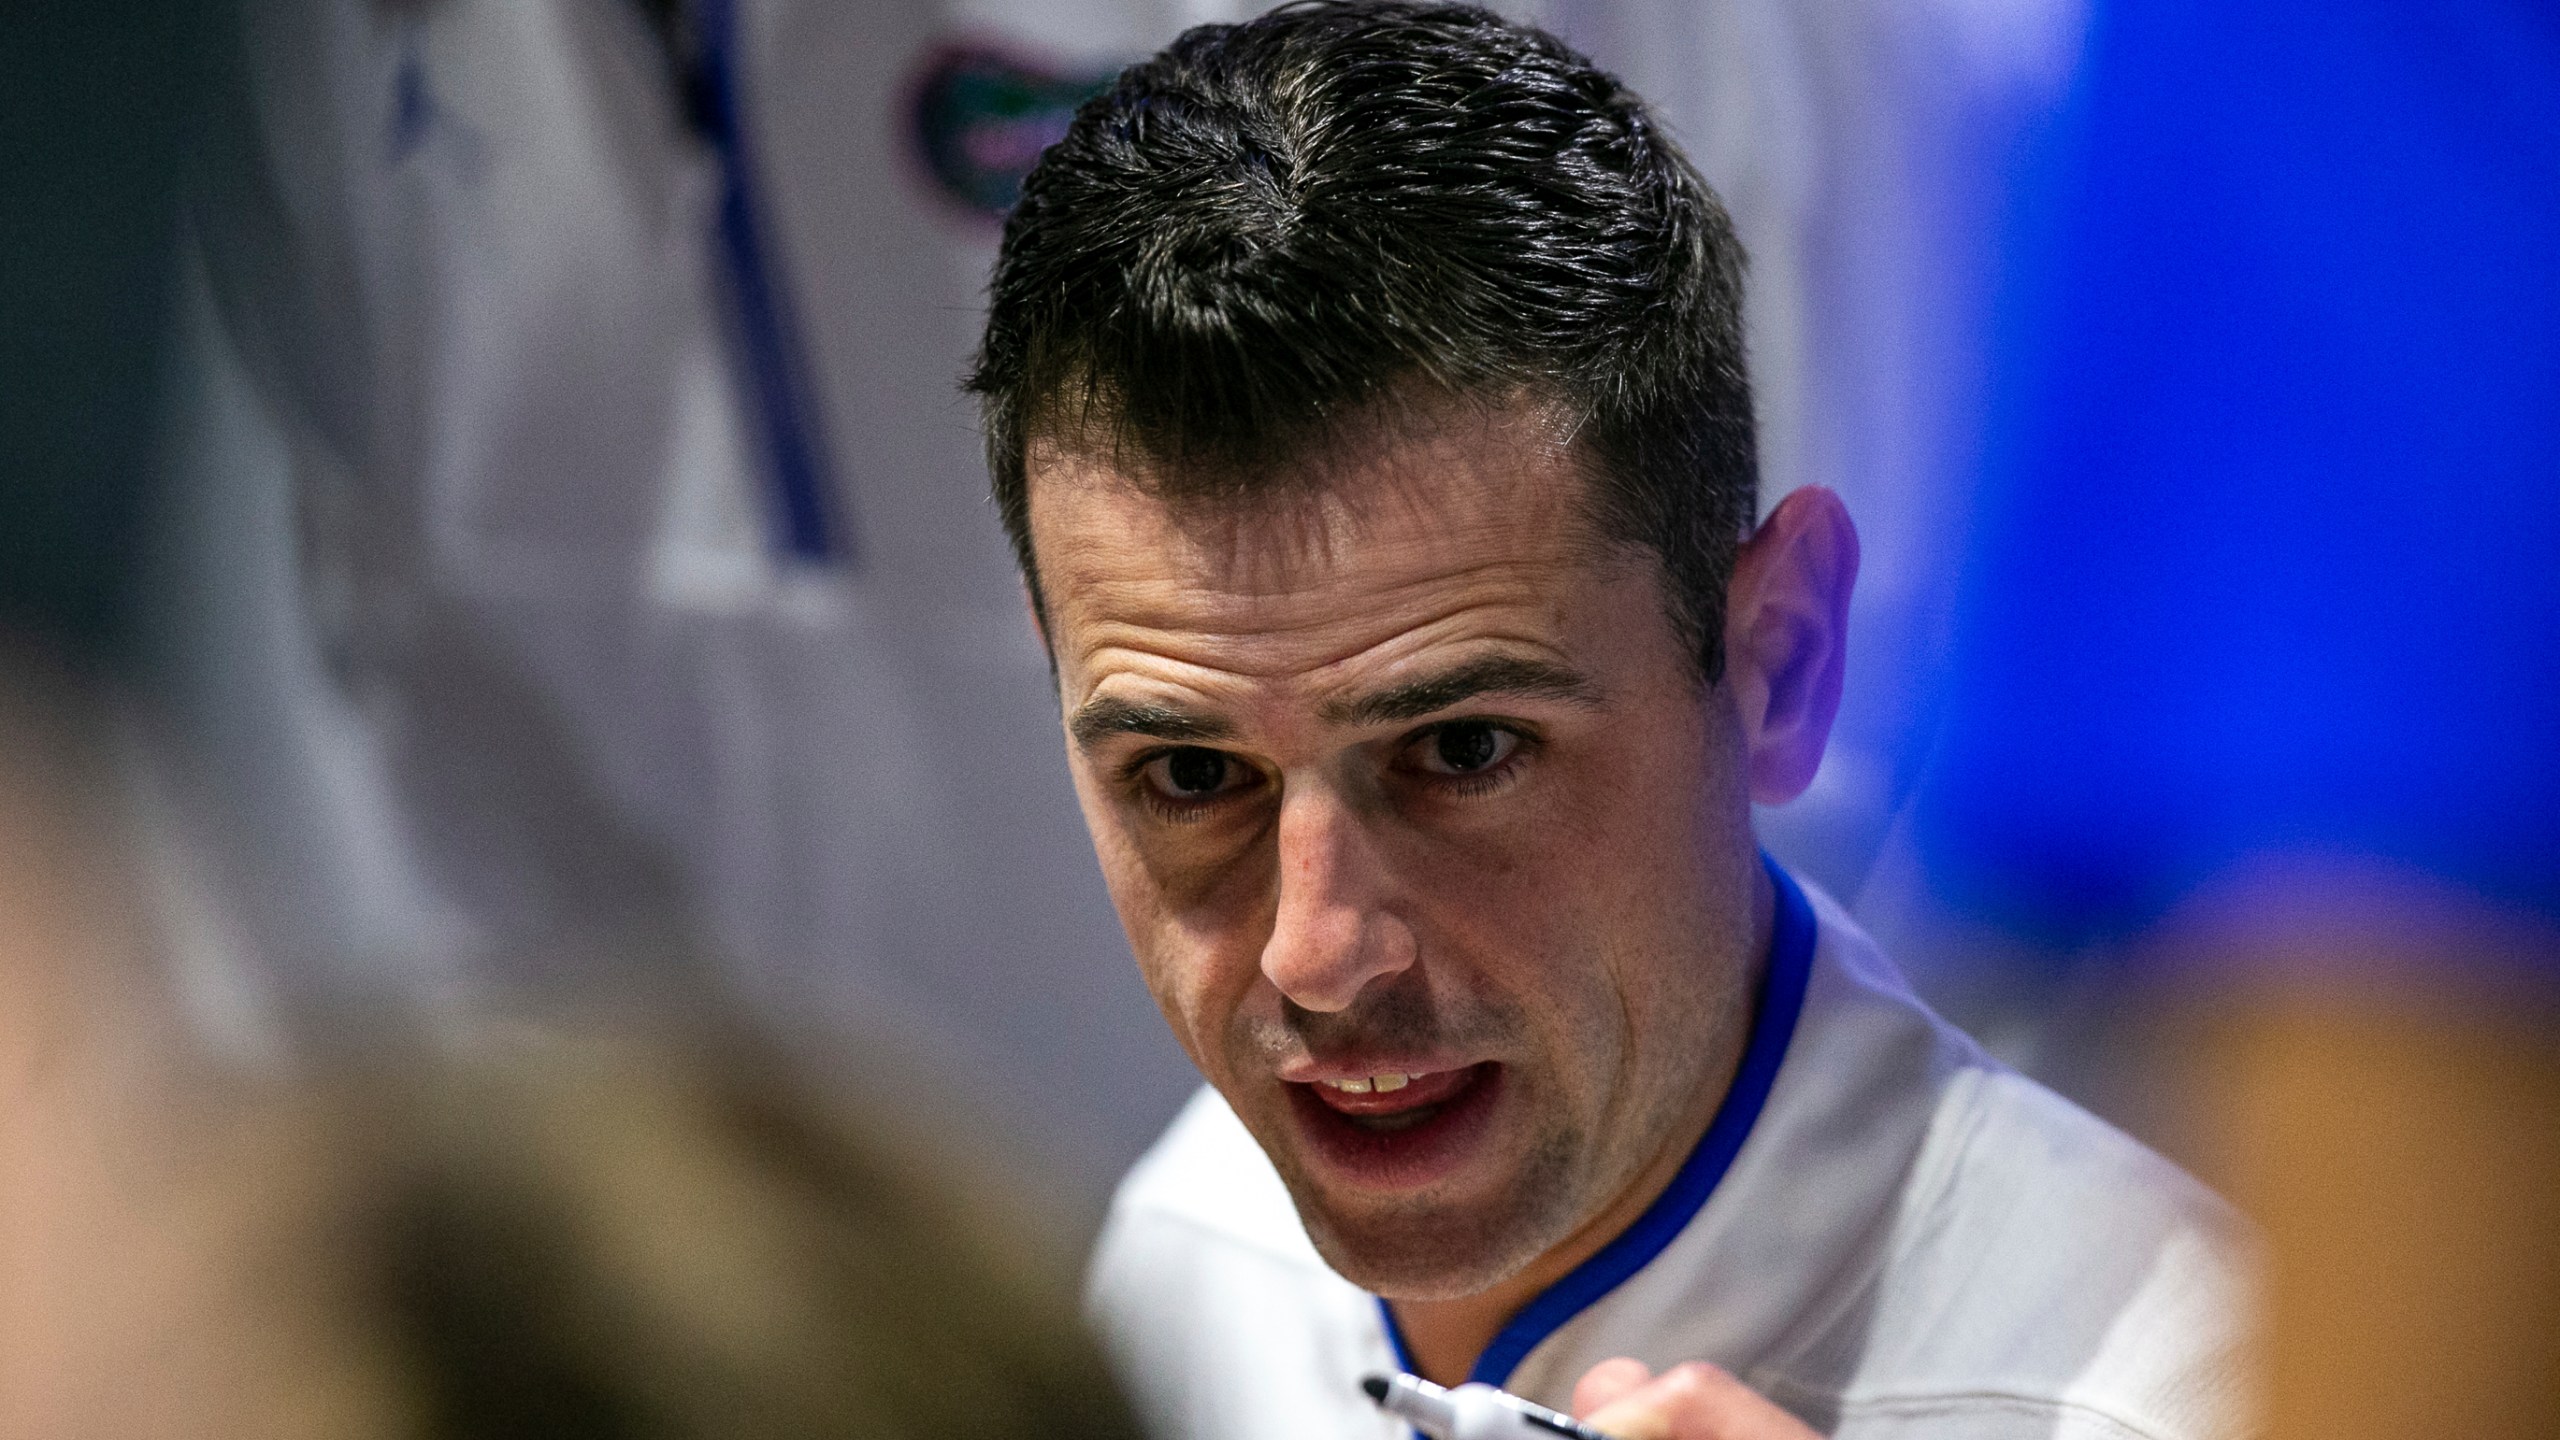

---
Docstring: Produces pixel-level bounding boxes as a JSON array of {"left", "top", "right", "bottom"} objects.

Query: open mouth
[{"left": 1285, "top": 1062, "right": 1504, "bottom": 1187}]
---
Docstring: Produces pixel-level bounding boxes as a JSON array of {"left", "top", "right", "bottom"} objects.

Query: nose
[{"left": 1259, "top": 786, "right": 1417, "bottom": 1012}]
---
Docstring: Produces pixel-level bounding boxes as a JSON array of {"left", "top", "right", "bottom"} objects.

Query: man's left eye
[{"left": 1412, "top": 721, "right": 1519, "bottom": 776}]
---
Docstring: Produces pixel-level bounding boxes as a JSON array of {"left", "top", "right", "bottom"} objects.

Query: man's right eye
[{"left": 1138, "top": 747, "right": 1254, "bottom": 806}]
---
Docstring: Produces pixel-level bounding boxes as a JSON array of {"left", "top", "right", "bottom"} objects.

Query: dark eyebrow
[
  {"left": 1068, "top": 695, "right": 1236, "bottom": 749},
  {"left": 1322, "top": 656, "right": 1605, "bottom": 728}
]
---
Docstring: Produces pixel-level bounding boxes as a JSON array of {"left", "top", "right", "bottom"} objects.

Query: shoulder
[
  {"left": 1738, "top": 893, "right": 2253, "bottom": 1440},
  {"left": 1826, "top": 1065, "right": 2256, "bottom": 1440},
  {"left": 1083, "top": 1086, "right": 1333, "bottom": 1364},
  {"left": 1090, "top": 1084, "right": 1325, "bottom": 1278},
  {"left": 1085, "top": 1087, "right": 1394, "bottom": 1440}
]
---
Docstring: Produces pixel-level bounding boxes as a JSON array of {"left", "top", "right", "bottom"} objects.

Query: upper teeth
[{"left": 1321, "top": 1073, "right": 1415, "bottom": 1094}]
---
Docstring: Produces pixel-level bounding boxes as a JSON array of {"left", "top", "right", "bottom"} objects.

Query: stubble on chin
[{"left": 1281, "top": 1108, "right": 1585, "bottom": 1301}]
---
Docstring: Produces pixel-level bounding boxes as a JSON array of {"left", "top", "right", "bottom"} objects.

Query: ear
[{"left": 1721, "top": 486, "right": 1858, "bottom": 805}]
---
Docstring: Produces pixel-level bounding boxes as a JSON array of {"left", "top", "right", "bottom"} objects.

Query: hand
[{"left": 1572, "top": 1357, "right": 1821, "bottom": 1440}]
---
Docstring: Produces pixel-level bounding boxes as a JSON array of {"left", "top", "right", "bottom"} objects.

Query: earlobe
[{"left": 1723, "top": 487, "right": 1859, "bottom": 805}]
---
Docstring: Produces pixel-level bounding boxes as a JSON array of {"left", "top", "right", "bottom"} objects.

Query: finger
[
  {"left": 1572, "top": 1356, "right": 1656, "bottom": 1419},
  {"left": 1581, "top": 1361, "right": 1820, "bottom": 1440}
]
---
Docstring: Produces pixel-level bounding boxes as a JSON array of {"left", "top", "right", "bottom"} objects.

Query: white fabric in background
[{"left": 159, "top": 0, "right": 1197, "bottom": 1212}]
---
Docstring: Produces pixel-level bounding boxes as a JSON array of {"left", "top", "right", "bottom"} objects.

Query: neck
[{"left": 1389, "top": 865, "right": 1778, "bottom": 1386}]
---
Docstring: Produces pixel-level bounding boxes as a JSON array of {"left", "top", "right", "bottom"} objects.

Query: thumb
[
  {"left": 1572, "top": 1357, "right": 1656, "bottom": 1419},
  {"left": 1578, "top": 1361, "right": 1820, "bottom": 1440}
]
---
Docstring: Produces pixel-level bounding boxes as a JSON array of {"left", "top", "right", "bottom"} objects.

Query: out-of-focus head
[
  {"left": 970, "top": 0, "right": 1758, "bottom": 680},
  {"left": 2, "top": 1014, "right": 1142, "bottom": 1440},
  {"left": 971, "top": 0, "right": 1857, "bottom": 1306},
  {"left": 295, "top": 1033, "right": 1141, "bottom": 1440}
]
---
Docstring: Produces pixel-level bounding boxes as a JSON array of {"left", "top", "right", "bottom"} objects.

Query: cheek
[
  {"left": 1072, "top": 786, "right": 1274, "bottom": 1071},
  {"left": 1394, "top": 733, "right": 1731, "bottom": 1068},
  {"left": 1422, "top": 740, "right": 1719, "bottom": 949},
  {"left": 1388, "top": 806, "right": 1626, "bottom": 1050}
]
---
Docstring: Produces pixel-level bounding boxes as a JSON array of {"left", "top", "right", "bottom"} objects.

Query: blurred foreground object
[
  {"left": 0, "top": 661, "right": 264, "bottom": 1437},
  {"left": 0, "top": 667, "right": 1139, "bottom": 1436},
  {"left": 2189, "top": 933, "right": 2560, "bottom": 1440},
  {"left": 265, "top": 1028, "right": 1144, "bottom": 1440},
  {"left": 1919, "top": 0, "right": 2560, "bottom": 1436},
  {"left": 4, "top": 7, "right": 1137, "bottom": 1432}
]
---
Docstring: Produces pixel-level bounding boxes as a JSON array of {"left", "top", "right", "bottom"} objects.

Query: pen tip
[{"left": 1362, "top": 1376, "right": 1392, "bottom": 1404}]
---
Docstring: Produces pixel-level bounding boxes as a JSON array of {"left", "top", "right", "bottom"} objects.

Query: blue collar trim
[
  {"left": 694, "top": 0, "right": 849, "bottom": 565},
  {"left": 1378, "top": 851, "right": 1818, "bottom": 1388}
]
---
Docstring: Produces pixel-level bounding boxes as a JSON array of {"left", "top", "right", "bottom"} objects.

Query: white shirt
[{"left": 1087, "top": 864, "right": 2255, "bottom": 1440}]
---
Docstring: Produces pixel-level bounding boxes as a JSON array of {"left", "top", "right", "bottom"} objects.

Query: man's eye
[
  {"left": 1414, "top": 721, "right": 1519, "bottom": 776},
  {"left": 1140, "top": 747, "right": 1252, "bottom": 802}
]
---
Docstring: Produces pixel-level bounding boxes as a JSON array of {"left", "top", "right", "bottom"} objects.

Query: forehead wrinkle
[
  {"left": 1058, "top": 548, "right": 1580, "bottom": 654},
  {"left": 1038, "top": 404, "right": 1658, "bottom": 735},
  {"left": 1066, "top": 572, "right": 1574, "bottom": 711},
  {"left": 1158, "top": 464, "right": 1592, "bottom": 604},
  {"left": 1039, "top": 402, "right": 1596, "bottom": 598},
  {"left": 1033, "top": 453, "right": 1615, "bottom": 684},
  {"left": 1318, "top": 655, "right": 1606, "bottom": 729}
]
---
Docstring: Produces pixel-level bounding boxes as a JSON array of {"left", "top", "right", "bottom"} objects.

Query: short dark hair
[{"left": 969, "top": 0, "right": 1756, "bottom": 680}]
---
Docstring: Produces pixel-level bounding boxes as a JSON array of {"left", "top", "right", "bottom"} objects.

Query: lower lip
[{"left": 1285, "top": 1063, "right": 1504, "bottom": 1191}]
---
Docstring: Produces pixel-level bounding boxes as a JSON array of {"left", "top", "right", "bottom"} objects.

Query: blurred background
[
  {"left": 4, "top": 0, "right": 2554, "bottom": 1434},
  {"left": 6, "top": 0, "right": 2105, "bottom": 1214},
  {"left": 4, "top": 0, "right": 2100, "bottom": 1215}
]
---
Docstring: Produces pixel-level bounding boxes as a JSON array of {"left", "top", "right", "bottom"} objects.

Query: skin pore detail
[{"left": 1028, "top": 396, "right": 1792, "bottom": 1383}]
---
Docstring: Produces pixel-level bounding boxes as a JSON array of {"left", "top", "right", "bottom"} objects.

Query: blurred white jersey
[
  {"left": 1088, "top": 872, "right": 2254, "bottom": 1440},
  {"left": 155, "top": 0, "right": 1214, "bottom": 1190}
]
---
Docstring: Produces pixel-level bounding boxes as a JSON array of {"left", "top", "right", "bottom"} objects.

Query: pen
[{"left": 1363, "top": 1371, "right": 1624, "bottom": 1440}]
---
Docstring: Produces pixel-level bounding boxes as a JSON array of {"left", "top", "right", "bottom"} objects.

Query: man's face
[{"left": 1029, "top": 403, "right": 1765, "bottom": 1300}]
